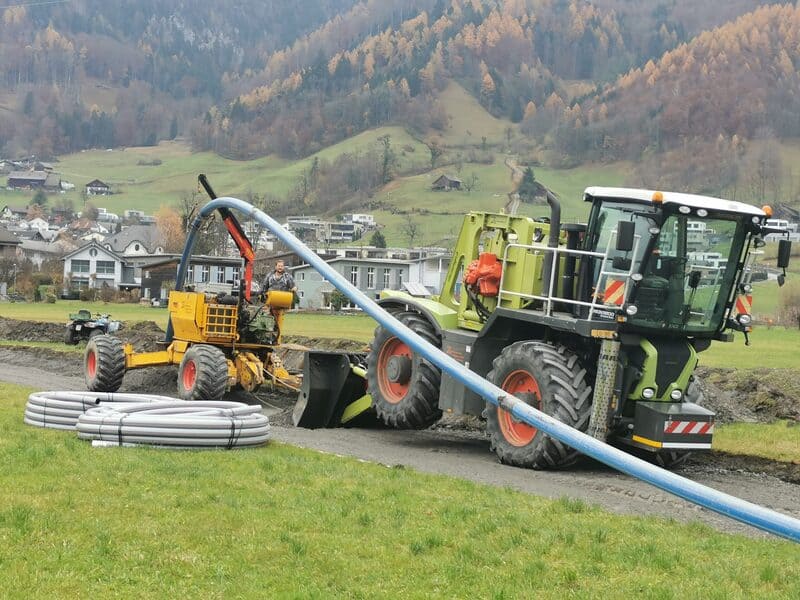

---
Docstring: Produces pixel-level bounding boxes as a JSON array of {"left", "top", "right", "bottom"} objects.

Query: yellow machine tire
[
  {"left": 85, "top": 335, "right": 126, "bottom": 392},
  {"left": 178, "top": 344, "right": 228, "bottom": 401}
]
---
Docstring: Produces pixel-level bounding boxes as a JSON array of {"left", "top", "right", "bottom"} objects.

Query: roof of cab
[{"left": 584, "top": 186, "right": 765, "bottom": 217}]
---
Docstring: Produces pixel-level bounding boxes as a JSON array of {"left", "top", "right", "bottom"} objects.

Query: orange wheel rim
[
  {"left": 498, "top": 369, "right": 541, "bottom": 447},
  {"left": 182, "top": 360, "right": 197, "bottom": 391},
  {"left": 87, "top": 350, "right": 97, "bottom": 378},
  {"left": 376, "top": 337, "right": 412, "bottom": 404}
]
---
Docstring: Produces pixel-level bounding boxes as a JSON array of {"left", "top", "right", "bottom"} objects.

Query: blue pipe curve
[{"left": 193, "top": 197, "right": 800, "bottom": 543}]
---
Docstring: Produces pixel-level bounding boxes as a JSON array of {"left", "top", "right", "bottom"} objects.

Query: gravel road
[{"left": 2, "top": 347, "right": 798, "bottom": 539}]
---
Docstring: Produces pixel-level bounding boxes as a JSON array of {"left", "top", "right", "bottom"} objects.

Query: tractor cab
[{"left": 580, "top": 187, "right": 770, "bottom": 339}]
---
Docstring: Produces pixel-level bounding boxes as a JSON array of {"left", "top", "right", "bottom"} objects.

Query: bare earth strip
[{"left": 1, "top": 349, "right": 798, "bottom": 539}]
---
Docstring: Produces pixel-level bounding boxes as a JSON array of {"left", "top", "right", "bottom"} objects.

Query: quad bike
[{"left": 65, "top": 310, "right": 122, "bottom": 345}]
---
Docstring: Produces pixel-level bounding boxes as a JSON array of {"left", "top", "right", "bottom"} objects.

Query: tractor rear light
[
  {"left": 678, "top": 205, "right": 691, "bottom": 214},
  {"left": 670, "top": 389, "right": 682, "bottom": 400},
  {"left": 642, "top": 387, "right": 655, "bottom": 399},
  {"left": 762, "top": 205, "right": 773, "bottom": 218},
  {"left": 696, "top": 209, "right": 708, "bottom": 217},
  {"left": 625, "top": 304, "right": 638, "bottom": 316},
  {"left": 631, "top": 273, "right": 643, "bottom": 282},
  {"left": 752, "top": 216, "right": 761, "bottom": 224},
  {"left": 737, "top": 314, "right": 752, "bottom": 326}
]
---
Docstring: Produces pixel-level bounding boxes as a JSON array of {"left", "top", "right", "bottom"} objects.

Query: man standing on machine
[{"left": 262, "top": 259, "right": 296, "bottom": 342}]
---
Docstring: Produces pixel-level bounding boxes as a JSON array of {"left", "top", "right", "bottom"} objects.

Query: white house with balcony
[{"left": 62, "top": 241, "right": 134, "bottom": 292}]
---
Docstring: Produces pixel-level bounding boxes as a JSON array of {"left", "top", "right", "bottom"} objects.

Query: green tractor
[{"left": 362, "top": 187, "right": 792, "bottom": 469}]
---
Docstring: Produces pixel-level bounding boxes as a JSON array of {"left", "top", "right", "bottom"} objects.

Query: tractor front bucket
[{"left": 292, "top": 350, "right": 375, "bottom": 428}]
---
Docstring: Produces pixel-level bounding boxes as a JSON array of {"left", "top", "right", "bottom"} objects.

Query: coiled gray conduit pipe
[
  {"left": 24, "top": 391, "right": 175, "bottom": 431},
  {"left": 76, "top": 400, "right": 270, "bottom": 448}
]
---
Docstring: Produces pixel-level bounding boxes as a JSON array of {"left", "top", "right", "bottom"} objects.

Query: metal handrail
[{"left": 498, "top": 229, "right": 640, "bottom": 319}]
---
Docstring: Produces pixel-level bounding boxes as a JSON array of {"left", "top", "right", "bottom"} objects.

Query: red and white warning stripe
[
  {"left": 664, "top": 420, "right": 714, "bottom": 435},
  {"left": 604, "top": 279, "right": 626, "bottom": 306},
  {"left": 734, "top": 294, "right": 753, "bottom": 316}
]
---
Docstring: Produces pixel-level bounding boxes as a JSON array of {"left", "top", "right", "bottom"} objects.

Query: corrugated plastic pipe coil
[
  {"left": 24, "top": 391, "right": 174, "bottom": 431},
  {"left": 76, "top": 400, "right": 269, "bottom": 448},
  {"left": 25, "top": 392, "right": 270, "bottom": 449}
]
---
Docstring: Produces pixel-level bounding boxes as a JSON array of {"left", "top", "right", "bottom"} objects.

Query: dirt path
[
  {"left": 503, "top": 157, "right": 522, "bottom": 215},
  {"left": 2, "top": 347, "right": 798, "bottom": 539}
]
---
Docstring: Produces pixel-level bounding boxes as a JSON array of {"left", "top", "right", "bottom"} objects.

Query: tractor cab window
[
  {"left": 586, "top": 201, "right": 658, "bottom": 289},
  {"left": 628, "top": 212, "right": 745, "bottom": 334}
]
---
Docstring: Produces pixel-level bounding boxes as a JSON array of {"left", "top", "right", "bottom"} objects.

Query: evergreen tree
[
  {"left": 518, "top": 167, "right": 537, "bottom": 203},
  {"left": 32, "top": 190, "right": 48, "bottom": 206},
  {"left": 370, "top": 229, "right": 387, "bottom": 248}
]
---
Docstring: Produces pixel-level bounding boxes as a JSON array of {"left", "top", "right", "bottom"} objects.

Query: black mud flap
[{"left": 293, "top": 351, "right": 375, "bottom": 428}]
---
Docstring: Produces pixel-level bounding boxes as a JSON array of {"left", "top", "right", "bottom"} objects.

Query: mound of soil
[
  {"left": 696, "top": 367, "right": 800, "bottom": 424},
  {"left": 284, "top": 335, "right": 368, "bottom": 353},
  {"left": 117, "top": 321, "right": 166, "bottom": 352},
  {"left": 0, "top": 317, "right": 65, "bottom": 342}
]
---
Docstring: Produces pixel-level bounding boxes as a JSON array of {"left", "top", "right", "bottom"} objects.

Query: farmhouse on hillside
[
  {"left": 431, "top": 174, "right": 462, "bottom": 191},
  {"left": 85, "top": 179, "right": 111, "bottom": 195},
  {"left": 7, "top": 171, "right": 47, "bottom": 190}
]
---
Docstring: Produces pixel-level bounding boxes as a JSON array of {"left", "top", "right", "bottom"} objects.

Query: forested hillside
[
  {"left": 547, "top": 4, "right": 800, "bottom": 200},
  {"left": 0, "top": 0, "right": 786, "bottom": 178},
  {"left": 0, "top": 0, "right": 360, "bottom": 155}
]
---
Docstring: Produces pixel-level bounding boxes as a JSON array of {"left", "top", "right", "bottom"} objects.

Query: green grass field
[
  {"left": 699, "top": 327, "right": 800, "bottom": 369},
  {"left": 714, "top": 421, "right": 800, "bottom": 463},
  {"left": 2, "top": 381, "right": 799, "bottom": 597}
]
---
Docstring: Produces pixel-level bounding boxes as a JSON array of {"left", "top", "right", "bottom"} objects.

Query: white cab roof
[{"left": 584, "top": 187, "right": 765, "bottom": 217}]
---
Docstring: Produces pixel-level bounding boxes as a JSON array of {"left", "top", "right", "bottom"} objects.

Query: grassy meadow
[
  {"left": 714, "top": 421, "right": 800, "bottom": 462},
  {"left": 2, "top": 381, "right": 799, "bottom": 597},
  {"left": 0, "top": 126, "right": 430, "bottom": 218}
]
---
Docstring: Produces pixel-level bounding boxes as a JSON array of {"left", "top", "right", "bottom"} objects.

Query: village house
[
  {"left": 139, "top": 255, "right": 244, "bottom": 301},
  {"left": 0, "top": 228, "right": 22, "bottom": 259},
  {"left": 103, "top": 224, "right": 165, "bottom": 257},
  {"left": 85, "top": 179, "right": 111, "bottom": 195},
  {"left": 0, "top": 205, "right": 29, "bottom": 221},
  {"left": 289, "top": 248, "right": 451, "bottom": 310},
  {"left": 62, "top": 241, "right": 138, "bottom": 293},
  {"left": 431, "top": 174, "right": 462, "bottom": 191},
  {"left": 7, "top": 171, "right": 47, "bottom": 190}
]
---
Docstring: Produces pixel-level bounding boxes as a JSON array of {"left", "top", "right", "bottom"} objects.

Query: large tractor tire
[
  {"left": 178, "top": 344, "right": 229, "bottom": 401},
  {"left": 367, "top": 311, "right": 442, "bottom": 429},
  {"left": 486, "top": 341, "right": 592, "bottom": 469},
  {"left": 653, "top": 377, "right": 704, "bottom": 469},
  {"left": 84, "top": 335, "right": 126, "bottom": 392}
]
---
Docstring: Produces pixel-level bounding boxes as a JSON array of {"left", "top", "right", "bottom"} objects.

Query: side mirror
[
  {"left": 777, "top": 239, "right": 792, "bottom": 269},
  {"left": 616, "top": 221, "right": 635, "bottom": 252}
]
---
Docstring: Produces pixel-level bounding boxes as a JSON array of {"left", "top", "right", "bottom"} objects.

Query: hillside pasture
[{"left": 51, "top": 128, "right": 431, "bottom": 216}]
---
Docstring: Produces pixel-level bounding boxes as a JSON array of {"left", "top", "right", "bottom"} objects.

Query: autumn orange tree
[{"left": 155, "top": 206, "right": 186, "bottom": 254}]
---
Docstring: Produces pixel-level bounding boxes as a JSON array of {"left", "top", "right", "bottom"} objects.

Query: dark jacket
[{"left": 263, "top": 270, "right": 295, "bottom": 292}]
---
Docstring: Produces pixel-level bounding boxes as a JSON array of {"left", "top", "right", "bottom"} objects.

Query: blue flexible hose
[{"left": 193, "top": 197, "right": 800, "bottom": 543}]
